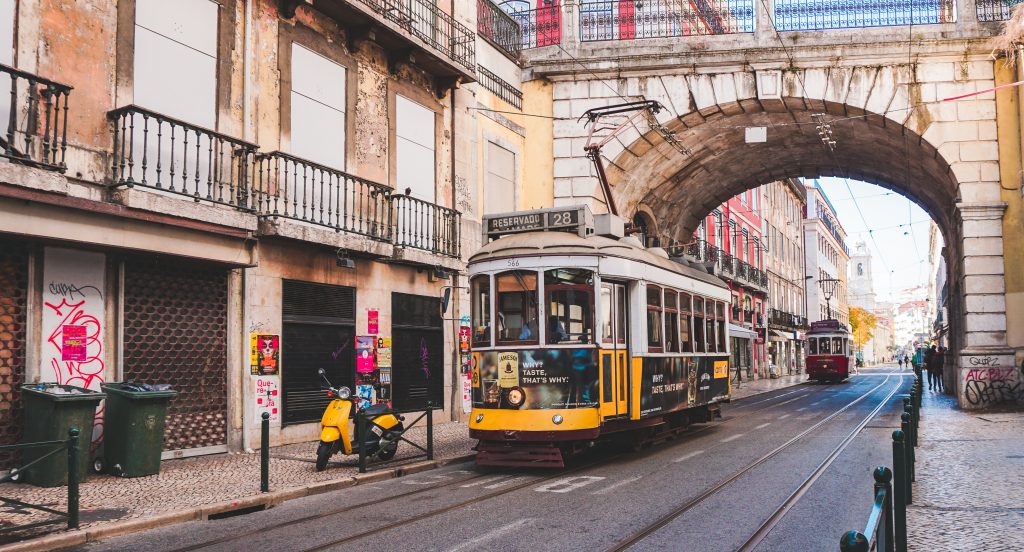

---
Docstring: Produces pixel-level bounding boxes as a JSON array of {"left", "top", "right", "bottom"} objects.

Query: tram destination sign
[{"left": 484, "top": 206, "right": 591, "bottom": 240}]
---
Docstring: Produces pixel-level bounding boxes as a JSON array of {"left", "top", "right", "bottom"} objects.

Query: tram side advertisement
[
  {"left": 472, "top": 349, "right": 599, "bottom": 409},
  {"left": 638, "top": 357, "right": 730, "bottom": 417}
]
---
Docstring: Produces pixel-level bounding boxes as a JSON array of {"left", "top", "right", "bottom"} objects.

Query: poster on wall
[
  {"left": 368, "top": 309, "right": 379, "bottom": 335},
  {"left": 253, "top": 376, "right": 280, "bottom": 423},
  {"left": 250, "top": 334, "right": 280, "bottom": 375},
  {"left": 41, "top": 248, "right": 107, "bottom": 444},
  {"left": 462, "top": 375, "right": 472, "bottom": 414},
  {"left": 356, "top": 336, "right": 376, "bottom": 373},
  {"left": 376, "top": 337, "right": 392, "bottom": 368}
]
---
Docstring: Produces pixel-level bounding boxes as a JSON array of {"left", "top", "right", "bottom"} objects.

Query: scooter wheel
[
  {"left": 315, "top": 441, "right": 333, "bottom": 472},
  {"left": 378, "top": 441, "right": 398, "bottom": 461}
]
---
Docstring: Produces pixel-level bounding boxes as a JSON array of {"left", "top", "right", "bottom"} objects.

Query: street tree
[{"left": 849, "top": 306, "right": 878, "bottom": 354}]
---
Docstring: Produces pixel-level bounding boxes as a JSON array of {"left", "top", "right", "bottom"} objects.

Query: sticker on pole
[{"left": 254, "top": 376, "right": 280, "bottom": 423}]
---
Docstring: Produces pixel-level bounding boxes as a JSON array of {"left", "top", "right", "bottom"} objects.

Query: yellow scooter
[{"left": 316, "top": 368, "right": 403, "bottom": 471}]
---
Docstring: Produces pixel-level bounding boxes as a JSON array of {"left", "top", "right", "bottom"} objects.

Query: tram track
[
  {"left": 604, "top": 374, "right": 905, "bottom": 552},
  {"left": 162, "top": 380, "right": 846, "bottom": 552}
]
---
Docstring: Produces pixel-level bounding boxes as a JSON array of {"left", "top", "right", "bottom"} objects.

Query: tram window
[
  {"left": 600, "top": 285, "right": 613, "bottom": 344},
  {"left": 496, "top": 271, "right": 539, "bottom": 345},
  {"left": 679, "top": 292, "right": 692, "bottom": 353},
  {"left": 545, "top": 268, "right": 594, "bottom": 344},
  {"left": 833, "top": 337, "right": 844, "bottom": 355},
  {"left": 471, "top": 275, "right": 491, "bottom": 347},
  {"left": 616, "top": 286, "right": 626, "bottom": 345},
  {"left": 647, "top": 286, "right": 663, "bottom": 352},
  {"left": 705, "top": 305, "right": 715, "bottom": 355},
  {"left": 664, "top": 290, "right": 679, "bottom": 353},
  {"left": 716, "top": 302, "right": 727, "bottom": 353},
  {"left": 819, "top": 337, "right": 832, "bottom": 355},
  {"left": 692, "top": 297, "right": 705, "bottom": 353},
  {"left": 809, "top": 338, "right": 818, "bottom": 355}
]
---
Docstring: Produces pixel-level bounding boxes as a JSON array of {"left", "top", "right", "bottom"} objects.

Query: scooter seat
[{"left": 362, "top": 403, "right": 390, "bottom": 416}]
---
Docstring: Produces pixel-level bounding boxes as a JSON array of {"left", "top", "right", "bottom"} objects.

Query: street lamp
[{"left": 819, "top": 277, "right": 841, "bottom": 321}]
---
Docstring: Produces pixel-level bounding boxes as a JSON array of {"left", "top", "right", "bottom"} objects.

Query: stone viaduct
[{"left": 518, "top": 0, "right": 1023, "bottom": 408}]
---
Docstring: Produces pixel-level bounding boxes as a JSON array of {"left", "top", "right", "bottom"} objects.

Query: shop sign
[
  {"left": 61, "top": 325, "right": 87, "bottom": 361},
  {"left": 250, "top": 334, "right": 280, "bottom": 375},
  {"left": 497, "top": 352, "right": 519, "bottom": 388},
  {"left": 368, "top": 309, "right": 379, "bottom": 335},
  {"left": 253, "top": 376, "right": 280, "bottom": 423}
]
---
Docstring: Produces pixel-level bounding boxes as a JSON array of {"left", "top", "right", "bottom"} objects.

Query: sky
[{"left": 813, "top": 177, "right": 938, "bottom": 305}]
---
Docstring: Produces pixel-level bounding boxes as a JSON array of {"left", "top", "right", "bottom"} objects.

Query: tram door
[{"left": 600, "top": 282, "right": 629, "bottom": 417}]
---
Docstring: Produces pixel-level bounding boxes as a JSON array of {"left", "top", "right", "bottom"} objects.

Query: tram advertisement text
[{"left": 473, "top": 349, "right": 599, "bottom": 410}]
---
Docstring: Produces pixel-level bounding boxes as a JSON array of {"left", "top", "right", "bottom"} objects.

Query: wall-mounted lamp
[{"left": 336, "top": 248, "right": 355, "bottom": 269}]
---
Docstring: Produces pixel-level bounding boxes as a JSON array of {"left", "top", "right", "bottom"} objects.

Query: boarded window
[
  {"left": 484, "top": 142, "right": 515, "bottom": 214},
  {"left": 395, "top": 95, "right": 435, "bottom": 201},
  {"left": 290, "top": 44, "right": 346, "bottom": 169}
]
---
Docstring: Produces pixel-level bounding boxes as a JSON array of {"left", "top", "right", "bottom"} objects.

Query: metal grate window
[
  {"left": 0, "top": 242, "right": 28, "bottom": 469},
  {"left": 392, "top": 293, "right": 444, "bottom": 411}
]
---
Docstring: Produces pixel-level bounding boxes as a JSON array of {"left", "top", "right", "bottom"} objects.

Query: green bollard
[
  {"left": 903, "top": 406, "right": 916, "bottom": 483},
  {"left": 874, "top": 466, "right": 896, "bottom": 552},
  {"left": 901, "top": 413, "right": 914, "bottom": 500},
  {"left": 840, "top": 530, "right": 870, "bottom": 552},
  {"left": 260, "top": 412, "right": 270, "bottom": 493},
  {"left": 66, "top": 427, "right": 80, "bottom": 530},
  {"left": 426, "top": 402, "right": 434, "bottom": 461},
  {"left": 357, "top": 411, "right": 367, "bottom": 474},
  {"left": 892, "top": 430, "right": 908, "bottom": 552}
]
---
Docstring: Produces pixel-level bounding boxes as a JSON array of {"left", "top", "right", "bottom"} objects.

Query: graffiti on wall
[
  {"left": 42, "top": 248, "right": 106, "bottom": 446},
  {"left": 963, "top": 357, "right": 1024, "bottom": 407}
]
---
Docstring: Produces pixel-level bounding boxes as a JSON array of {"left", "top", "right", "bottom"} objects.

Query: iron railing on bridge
[
  {"left": 476, "top": 66, "right": 524, "bottom": 110},
  {"left": 773, "top": 0, "right": 955, "bottom": 31},
  {"left": 976, "top": 0, "right": 1011, "bottom": 21},
  {"left": 393, "top": 194, "right": 461, "bottom": 257},
  {"left": 0, "top": 63, "right": 72, "bottom": 172},
  {"left": 579, "top": 0, "right": 755, "bottom": 42},
  {"left": 254, "top": 151, "right": 393, "bottom": 241},
  {"left": 109, "top": 105, "right": 259, "bottom": 209},
  {"left": 360, "top": 0, "right": 476, "bottom": 73},
  {"left": 514, "top": 5, "right": 563, "bottom": 48},
  {"left": 478, "top": 0, "right": 523, "bottom": 59}
]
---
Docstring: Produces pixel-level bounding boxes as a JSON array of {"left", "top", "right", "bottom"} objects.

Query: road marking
[
  {"left": 593, "top": 476, "right": 643, "bottom": 495},
  {"left": 401, "top": 470, "right": 471, "bottom": 485},
  {"left": 754, "top": 422, "right": 771, "bottom": 430},
  {"left": 672, "top": 450, "right": 706, "bottom": 463},
  {"left": 484, "top": 476, "right": 531, "bottom": 489},
  {"left": 534, "top": 476, "right": 605, "bottom": 493},
  {"left": 778, "top": 414, "right": 791, "bottom": 420},
  {"left": 810, "top": 401, "right": 823, "bottom": 406},
  {"left": 721, "top": 434, "right": 744, "bottom": 443},
  {"left": 445, "top": 518, "right": 535, "bottom": 552},
  {"left": 774, "top": 396, "right": 804, "bottom": 407},
  {"left": 796, "top": 407, "right": 808, "bottom": 412},
  {"left": 461, "top": 476, "right": 508, "bottom": 488}
]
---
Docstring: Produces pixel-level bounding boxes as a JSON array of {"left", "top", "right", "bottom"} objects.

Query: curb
[
  {"left": 0, "top": 453, "right": 476, "bottom": 552},
  {"left": 729, "top": 377, "right": 809, "bottom": 403}
]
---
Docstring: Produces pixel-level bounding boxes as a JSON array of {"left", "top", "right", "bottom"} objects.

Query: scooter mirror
[{"left": 317, "top": 368, "right": 325, "bottom": 375}]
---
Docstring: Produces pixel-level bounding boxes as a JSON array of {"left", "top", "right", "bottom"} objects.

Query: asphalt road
[{"left": 70, "top": 365, "right": 914, "bottom": 552}]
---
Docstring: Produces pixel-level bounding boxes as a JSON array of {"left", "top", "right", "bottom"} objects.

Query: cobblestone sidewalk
[
  {"left": 907, "top": 391, "right": 1024, "bottom": 551},
  {"left": 0, "top": 420, "right": 474, "bottom": 545}
]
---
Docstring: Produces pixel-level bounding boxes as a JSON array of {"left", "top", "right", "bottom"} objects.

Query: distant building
[
  {"left": 803, "top": 180, "right": 850, "bottom": 328},
  {"left": 894, "top": 300, "right": 931, "bottom": 351},
  {"left": 848, "top": 241, "right": 880, "bottom": 363}
]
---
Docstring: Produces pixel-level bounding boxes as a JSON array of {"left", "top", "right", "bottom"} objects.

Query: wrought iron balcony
[
  {"left": 254, "top": 151, "right": 392, "bottom": 240},
  {"left": 476, "top": 66, "right": 523, "bottom": 110},
  {"left": 393, "top": 194, "right": 461, "bottom": 257},
  {"left": 736, "top": 260, "right": 749, "bottom": 280},
  {"left": 720, "top": 252, "right": 735, "bottom": 275},
  {"left": 0, "top": 63, "right": 72, "bottom": 172},
  {"left": 285, "top": 0, "right": 476, "bottom": 80},
  {"left": 976, "top": 0, "right": 1011, "bottom": 21},
  {"left": 515, "top": 5, "right": 562, "bottom": 48},
  {"left": 773, "top": 0, "right": 955, "bottom": 31},
  {"left": 579, "top": 0, "right": 754, "bottom": 43},
  {"left": 109, "top": 105, "right": 258, "bottom": 209},
  {"left": 478, "top": 0, "right": 522, "bottom": 59}
]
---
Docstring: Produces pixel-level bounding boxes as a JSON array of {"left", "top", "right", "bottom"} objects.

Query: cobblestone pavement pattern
[
  {"left": 0, "top": 374, "right": 809, "bottom": 546},
  {"left": 907, "top": 390, "right": 1024, "bottom": 551}
]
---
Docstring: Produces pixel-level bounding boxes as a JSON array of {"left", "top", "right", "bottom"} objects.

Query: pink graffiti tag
[
  {"left": 44, "top": 298, "right": 105, "bottom": 447},
  {"left": 964, "top": 367, "right": 1015, "bottom": 382}
]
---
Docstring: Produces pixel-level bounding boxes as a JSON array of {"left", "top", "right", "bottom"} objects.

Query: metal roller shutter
[
  {"left": 0, "top": 241, "right": 27, "bottom": 469},
  {"left": 391, "top": 293, "right": 443, "bottom": 411}
]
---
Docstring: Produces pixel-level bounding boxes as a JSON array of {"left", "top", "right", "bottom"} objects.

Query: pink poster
[
  {"left": 356, "top": 336, "right": 376, "bottom": 373},
  {"left": 368, "top": 309, "right": 379, "bottom": 335},
  {"left": 61, "top": 325, "right": 87, "bottom": 362}
]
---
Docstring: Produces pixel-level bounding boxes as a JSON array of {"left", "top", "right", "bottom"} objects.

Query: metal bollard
[
  {"left": 903, "top": 406, "right": 916, "bottom": 483},
  {"left": 875, "top": 467, "right": 896, "bottom": 552},
  {"left": 66, "top": 427, "right": 80, "bottom": 530},
  {"left": 260, "top": 412, "right": 270, "bottom": 493},
  {"left": 357, "top": 411, "right": 367, "bottom": 474},
  {"left": 892, "top": 431, "right": 908, "bottom": 552},
  {"left": 840, "top": 530, "right": 870, "bottom": 552},
  {"left": 901, "top": 413, "right": 914, "bottom": 500},
  {"left": 426, "top": 403, "right": 434, "bottom": 461}
]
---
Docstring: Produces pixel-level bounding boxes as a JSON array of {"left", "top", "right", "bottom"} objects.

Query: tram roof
[{"left": 469, "top": 231, "right": 729, "bottom": 290}]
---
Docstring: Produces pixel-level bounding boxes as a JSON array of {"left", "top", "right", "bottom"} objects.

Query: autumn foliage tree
[{"left": 849, "top": 306, "right": 878, "bottom": 352}]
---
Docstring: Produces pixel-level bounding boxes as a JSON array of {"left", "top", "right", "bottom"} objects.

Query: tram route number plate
[{"left": 486, "top": 208, "right": 581, "bottom": 235}]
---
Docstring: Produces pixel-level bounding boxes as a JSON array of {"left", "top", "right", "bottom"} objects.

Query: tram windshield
[
  {"left": 545, "top": 268, "right": 594, "bottom": 344},
  {"left": 496, "top": 271, "right": 539, "bottom": 345}
]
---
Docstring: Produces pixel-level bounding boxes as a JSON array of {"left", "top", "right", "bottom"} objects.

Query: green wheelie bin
[
  {"left": 20, "top": 383, "right": 105, "bottom": 487},
  {"left": 101, "top": 382, "right": 177, "bottom": 477}
]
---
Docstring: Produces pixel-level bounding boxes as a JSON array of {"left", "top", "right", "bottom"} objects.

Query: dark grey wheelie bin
[{"left": 101, "top": 382, "right": 177, "bottom": 477}]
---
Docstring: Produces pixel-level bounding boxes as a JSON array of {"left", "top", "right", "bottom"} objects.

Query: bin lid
[
  {"left": 101, "top": 382, "right": 178, "bottom": 399},
  {"left": 20, "top": 383, "right": 107, "bottom": 401}
]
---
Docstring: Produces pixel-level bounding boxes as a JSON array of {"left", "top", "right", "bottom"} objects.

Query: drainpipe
[
  {"left": 449, "top": 83, "right": 461, "bottom": 421},
  {"left": 243, "top": 0, "right": 253, "bottom": 142}
]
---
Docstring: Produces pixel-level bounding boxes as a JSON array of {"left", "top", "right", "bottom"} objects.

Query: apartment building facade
[
  {"left": 803, "top": 181, "right": 850, "bottom": 328},
  {"left": 762, "top": 179, "right": 808, "bottom": 375}
]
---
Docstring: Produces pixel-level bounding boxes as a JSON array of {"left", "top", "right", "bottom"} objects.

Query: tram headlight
[
  {"left": 475, "top": 414, "right": 484, "bottom": 423},
  {"left": 552, "top": 414, "right": 564, "bottom": 425},
  {"left": 506, "top": 386, "right": 526, "bottom": 408}
]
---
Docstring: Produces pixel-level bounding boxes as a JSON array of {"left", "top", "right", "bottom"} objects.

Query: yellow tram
[{"left": 468, "top": 206, "right": 733, "bottom": 467}]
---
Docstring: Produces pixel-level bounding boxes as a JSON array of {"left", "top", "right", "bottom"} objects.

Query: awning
[
  {"left": 729, "top": 323, "right": 758, "bottom": 339},
  {"left": 770, "top": 329, "right": 790, "bottom": 341}
]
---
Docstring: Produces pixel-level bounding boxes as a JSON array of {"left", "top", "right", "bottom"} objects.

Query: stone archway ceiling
[{"left": 608, "top": 99, "right": 958, "bottom": 242}]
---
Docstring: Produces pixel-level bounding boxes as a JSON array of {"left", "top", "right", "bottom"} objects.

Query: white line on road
[
  {"left": 778, "top": 414, "right": 791, "bottom": 420},
  {"left": 484, "top": 476, "right": 531, "bottom": 489},
  {"left": 810, "top": 401, "right": 823, "bottom": 406},
  {"left": 672, "top": 449, "right": 706, "bottom": 463},
  {"left": 754, "top": 422, "right": 771, "bottom": 430},
  {"left": 461, "top": 476, "right": 508, "bottom": 488},
  {"left": 721, "top": 434, "right": 744, "bottom": 443},
  {"left": 796, "top": 407, "right": 808, "bottom": 412},
  {"left": 593, "top": 476, "right": 643, "bottom": 495},
  {"left": 534, "top": 476, "right": 606, "bottom": 493},
  {"left": 446, "top": 518, "right": 535, "bottom": 552}
]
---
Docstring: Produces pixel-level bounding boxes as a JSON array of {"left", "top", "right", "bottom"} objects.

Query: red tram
[{"left": 804, "top": 319, "right": 854, "bottom": 383}]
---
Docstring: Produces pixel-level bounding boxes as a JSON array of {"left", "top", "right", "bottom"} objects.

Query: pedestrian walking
[
  {"left": 929, "top": 346, "right": 945, "bottom": 393},
  {"left": 898, "top": 357, "right": 904, "bottom": 371},
  {"left": 924, "top": 345, "right": 938, "bottom": 390}
]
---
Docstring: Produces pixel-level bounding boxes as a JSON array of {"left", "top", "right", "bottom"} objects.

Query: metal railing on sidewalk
[
  {"left": 354, "top": 404, "right": 438, "bottom": 473},
  {"left": 0, "top": 428, "right": 81, "bottom": 533},
  {"left": 0, "top": 63, "right": 72, "bottom": 172}
]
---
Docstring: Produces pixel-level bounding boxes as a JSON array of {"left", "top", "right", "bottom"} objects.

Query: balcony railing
[
  {"left": 736, "top": 260, "right": 749, "bottom": 280},
  {"left": 773, "top": 0, "right": 955, "bottom": 31},
  {"left": 720, "top": 252, "right": 735, "bottom": 275},
  {"left": 976, "top": 0, "right": 1010, "bottom": 21},
  {"left": 394, "top": 194, "right": 461, "bottom": 257},
  {"left": 476, "top": 66, "right": 523, "bottom": 110},
  {"left": 515, "top": 5, "right": 563, "bottom": 48},
  {"left": 478, "top": 0, "right": 523, "bottom": 59},
  {"left": 0, "top": 63, "right": 72, "bottom": 172},
  {"left": 109, "top": 105, "right": 258, "bottom": 209},
  {"left": 254, "top": 151, "right": 392, "bottom": 240},
  {"left": 743, "top": 309, "right": 754, "bottom": 324},
  {"left": 361, "top": 0, "right": 476, "bottom": 73},
  {"left": 579, "top": 0, "right": 754, "bottom": 42}
]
